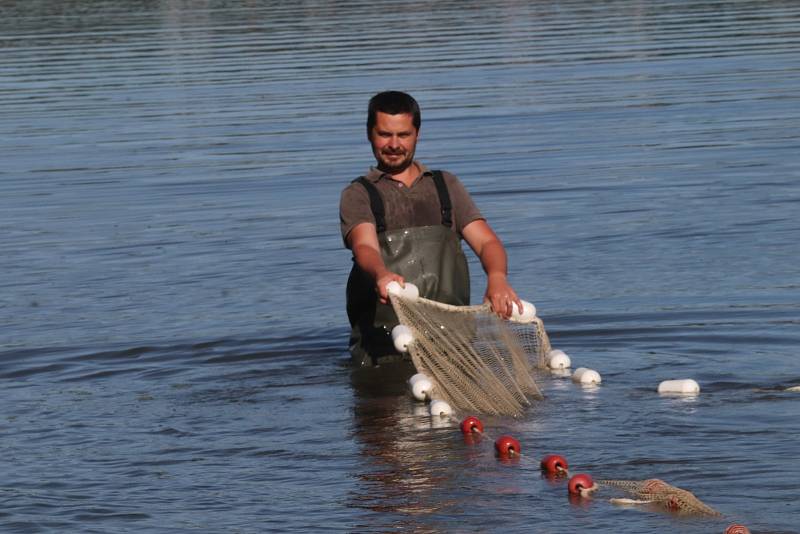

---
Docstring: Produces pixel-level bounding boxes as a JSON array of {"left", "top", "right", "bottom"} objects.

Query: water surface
[{"left": 1, "top": 1, "right": 799, "bottom": 532}]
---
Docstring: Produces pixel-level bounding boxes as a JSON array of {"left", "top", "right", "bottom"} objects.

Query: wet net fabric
[
  {"left": 598, "top": 479, "right": 721, "bottom": 517},
  {"left": 390, "top": 294, "right": 550, "bottom": 417}
]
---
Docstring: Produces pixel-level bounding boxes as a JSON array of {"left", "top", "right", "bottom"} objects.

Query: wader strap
[
  {"left": 353, "top": 170, "right": 452, "bottom": 234},
  {"left": 431, "top": 170, "right": 453, "bottom": 228},
  {"left": 353, "top": 176, "right": 386, "bottom": 233}
]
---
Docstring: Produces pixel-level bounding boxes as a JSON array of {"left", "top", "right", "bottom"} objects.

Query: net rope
[
  {"left": 390, "top": 293, "right": 551, "bottom": 417},
  {"left": 597, "top": 478, "right": 722, "bottom": 517}
]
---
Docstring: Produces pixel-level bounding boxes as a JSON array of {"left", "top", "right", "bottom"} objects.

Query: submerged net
[
  {"left": 597, "top": 478, "right": 722, "bottom": 517},
  {"left": 390, "top": 293, "right": 551, "bottom": 417}
]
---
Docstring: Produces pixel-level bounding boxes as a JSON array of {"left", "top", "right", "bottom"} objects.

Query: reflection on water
[
  {"left": 1, "top": 0, "right": 799, "bottom": 532},
  {"left": 349, "top": 370, "right": 532, "bottom": 531},
  {"left": 348, "top": 363, "right": 443, "bottom": 521}
]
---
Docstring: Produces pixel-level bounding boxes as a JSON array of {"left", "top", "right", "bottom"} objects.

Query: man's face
[{"left": 369, "top": 112, "right": 418, "bottom": 174}]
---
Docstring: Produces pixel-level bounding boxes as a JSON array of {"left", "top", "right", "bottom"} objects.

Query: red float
[
  {"left": 460, "top": 416, "right": 484, "bottom": 435},
  {"left": 724, "top": 525, "right": 751, "bottom": 534},
  {"left": 494, "top": 435, "right": 521, "bottom": 458},
  {"left": 540, "top": 454, "right": 569, "bottom": 476},
  {"left": 568, "top": 473, "right": 594, "bottom": 495}
]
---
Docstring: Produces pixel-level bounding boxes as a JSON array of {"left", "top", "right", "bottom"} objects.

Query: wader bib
[{"left": 346, "top": 171, "right": 471, "bottom": 366}]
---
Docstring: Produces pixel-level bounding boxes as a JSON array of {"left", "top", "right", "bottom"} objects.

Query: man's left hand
[{"left": 484, "top": 272, "right": 523, "bottom": 320}]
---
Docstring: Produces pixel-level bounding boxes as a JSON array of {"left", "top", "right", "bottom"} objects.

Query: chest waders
[{"left": 346, "top": 171, "right": 471, "bottom": 366}]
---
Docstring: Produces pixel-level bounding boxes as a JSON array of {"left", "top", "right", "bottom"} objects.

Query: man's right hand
[
  {"left": 347, "top": 222, "right": 405, "bottom": 304},
  {"left": 375, "top": 271, "right": 406, "bottom": 304}
]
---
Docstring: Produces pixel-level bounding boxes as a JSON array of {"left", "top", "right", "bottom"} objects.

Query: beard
[{"left": 376, "top": 147, "right": 415, "bottom": 174}]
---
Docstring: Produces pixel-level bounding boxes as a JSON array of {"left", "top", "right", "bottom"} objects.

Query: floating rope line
[
  {"left": 393, "top": 283, "right": 751, "bottom": 532},
  {"left": 423, "top": 409, "right": 751, "bottom": 532}
]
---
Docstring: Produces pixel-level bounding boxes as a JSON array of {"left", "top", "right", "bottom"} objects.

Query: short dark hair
[{"left": 367, "top": 91, "right": 421, "bottom": 134}]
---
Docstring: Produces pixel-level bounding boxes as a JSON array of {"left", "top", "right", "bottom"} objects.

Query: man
[{"left": 340, "top": 91, "right": 523, "bottom": 366}]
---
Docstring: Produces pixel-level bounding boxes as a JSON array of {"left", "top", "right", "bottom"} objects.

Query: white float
[
  {"left": 408, "top": 373, "right": 433, "bottom": 401},
  {"left": 411, "top": 379, "right": 433, "bottom": 401},
  {"left": 386, "top": 281, "right": 420, "bottom": 300},
  {"left": 510, "top": 300, "right": 537, "bottom": 323},
  {"left": 547, "top": 349, "right": 572, "bottom": 370},
  {"left": 658, "top": 379, "right": 700, "bottom": 395},
  {"left": 408, "top": 373, "right": 429, "bottom": 386},
  {"left": 429, "top": 399, "right": 453, "bottom": 417},
  {"left": 391, "top": 324, "right": 414, "bottom": 353},
  {"left": 572, "top": 367, "right": 602, "bottom": 385}
]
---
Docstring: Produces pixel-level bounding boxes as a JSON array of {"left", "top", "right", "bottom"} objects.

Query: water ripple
[{"left": 2, "top": 1, "right": 800, "bottom": 532}]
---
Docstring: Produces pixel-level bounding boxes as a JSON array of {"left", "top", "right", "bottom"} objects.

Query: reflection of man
[{"left": 340, "top": 91, "right": 522, "bottom": 365}]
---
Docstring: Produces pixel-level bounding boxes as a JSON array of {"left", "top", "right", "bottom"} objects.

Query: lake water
[{"left": 1, "top": 1, "right": 799, "bottom": 532}]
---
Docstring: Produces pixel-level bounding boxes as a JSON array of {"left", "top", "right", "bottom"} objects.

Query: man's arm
[
  {"left": 346, "top": 222, "right": 405, "bottom": 304},
  {"left": 462, "top": 219, "right": 523, "bottom": 319}
]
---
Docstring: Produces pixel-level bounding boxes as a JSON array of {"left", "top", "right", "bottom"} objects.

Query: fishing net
[
  {"left": 390, "top": 293, "right": 550, "bottom": 417},
  {"left": 597, "top": 478, "right": 721, "bottom": 517}
]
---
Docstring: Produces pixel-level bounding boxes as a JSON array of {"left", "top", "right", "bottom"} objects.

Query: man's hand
[
  {"left": 347, "top": 222, "right": 405, "bottom": 304},
  {"left": 463, "top": 219, "right": 522, "bottom": 320},
  {"left": 484, "top": 272, "right": 523, "bottom": 320},
  {"left": 375, "top": 271, "right": 405, "bottom": 304}
]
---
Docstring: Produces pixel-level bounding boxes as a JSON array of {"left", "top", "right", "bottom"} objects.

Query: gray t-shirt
[{"left": 339, "top": 162, "right": 484, "bottom": 248}]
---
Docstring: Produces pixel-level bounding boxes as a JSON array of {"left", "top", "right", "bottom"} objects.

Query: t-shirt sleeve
[
  {"left": 444, "top": 172, "right": 484, "bottom": 234},
  {"left": 339, "top": 182, "right": 375, "bottom": 248}
]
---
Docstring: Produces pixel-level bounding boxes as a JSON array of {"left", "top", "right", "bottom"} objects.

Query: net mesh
[
  {"left": 597, "top": 478, "right": 721, "bottom": 517},
  {"left": 390, "top": 294, "right": 550, "bottom": 417}
]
